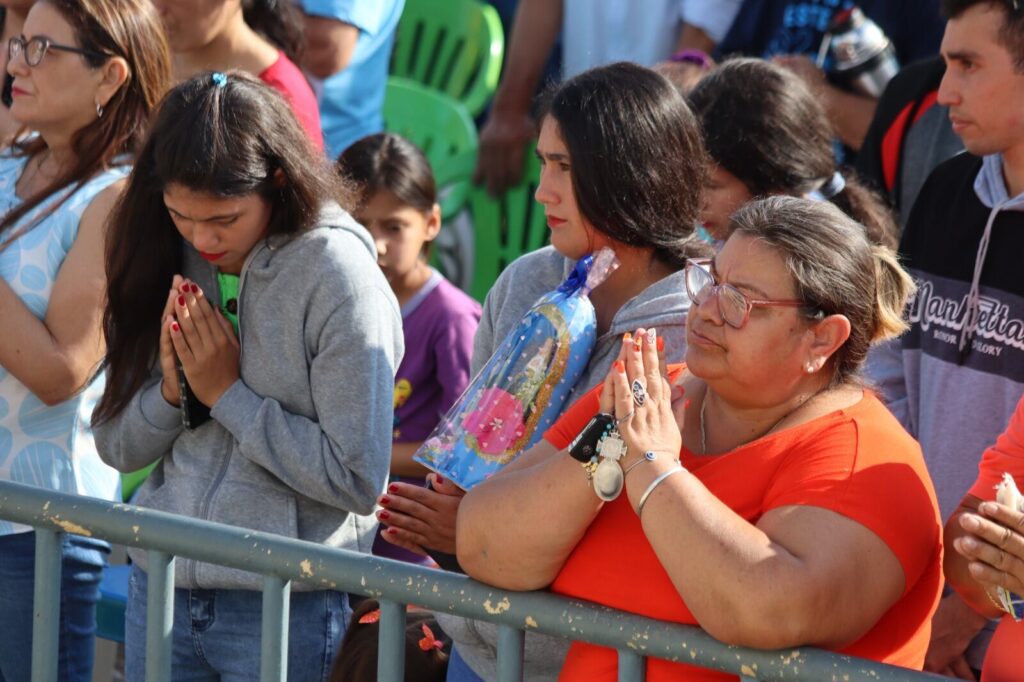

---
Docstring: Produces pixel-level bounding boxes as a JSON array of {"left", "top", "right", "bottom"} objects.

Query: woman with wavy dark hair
[
  {"left": 152, "top": 0, "right": 323, "bottom": 148},
  {"left": 0, "top": 0, "right": 169, "bottom": 679},
  {"left": 93, "top": 71, "right": 401, "bottom": 679},
  {"left": 689, "top": 58, "right": 898, "bottom": 249}
]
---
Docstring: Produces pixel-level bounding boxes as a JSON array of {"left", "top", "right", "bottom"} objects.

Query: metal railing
[{"left": 0, "top": 480, "right": 953, "bottom": 682}]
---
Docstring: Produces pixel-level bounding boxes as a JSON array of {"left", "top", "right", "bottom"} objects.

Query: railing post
[
  {"left": 377, "top": 598, "right": 405, "bottom": 682},
  {"left": 260, "top": 575, "right": 291, "bottom": 682},
  {"left": 145, "top": 550, "right": 175, "bottom": 682},
  {"left": 617, "top": 649, "right": 646, "bottom": 682},
  {"left": 496, "top": 625, "right": 524, "bottom": 682},
  {"left": 31, "top": 529, "right": 62, "bottom": 682}
]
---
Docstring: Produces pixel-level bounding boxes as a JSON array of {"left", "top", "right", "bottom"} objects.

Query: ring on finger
[
  {"left": 616, "top": 410, "right": 634, "bottom": 425},
  {"left": 631, "top": 379, "right": 647, "bottom": 407}
]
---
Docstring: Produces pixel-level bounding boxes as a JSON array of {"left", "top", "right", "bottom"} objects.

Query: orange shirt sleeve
[
  {"left": 762, "top": 401, "right": 941, "bottom": 591},
  {"left": 544, "top": 386, "right": 603, "bottom": 451},
  {"left": 968, "top": 393, "right": 1024, "bottom": 502}
]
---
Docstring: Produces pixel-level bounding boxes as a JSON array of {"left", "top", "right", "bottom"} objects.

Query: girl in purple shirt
[{"left": 339, "top": 133, "right": 481, "bottom": 563}]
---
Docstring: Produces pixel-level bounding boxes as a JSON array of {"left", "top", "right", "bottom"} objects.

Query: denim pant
[
  {"left": 0, "top": 531, "right": 110, "bottom": 682},
  {"left": 125, "top": 565, "right": 350, "bottom": 681},
  {"left": 446, "top": 646, "right": 486, "bottom": 682}
]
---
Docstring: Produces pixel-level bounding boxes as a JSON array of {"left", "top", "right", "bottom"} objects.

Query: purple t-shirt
[
  {"left": 374, "top": 271, "right": 480, "bottom": 563},
  {"left": 392, "top": 271, "right": 481, "bottom": 442}
]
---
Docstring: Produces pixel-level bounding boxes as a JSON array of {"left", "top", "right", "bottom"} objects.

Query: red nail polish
[
  {"left": 380, "top": 495, "right": 391, "bottom": 504},
  {"left": 171, "top": 322, "right": 180, "bottom": 332},
  {"left": 388, "top": 483, "right": 399, "bottom": 493},
  {"left": 613, "top": 360, "right": 625, "bottom": 372},
  {"left": 387, "top": 528, "right": 398, "bottom": 535},
  {"left": 379, "top": 510, "right": 390, "bottom": 520},
  {"left": 435, "top": 475, "right": 444, "bottom": 485},
  {"left": 190, "top": 284, "right": 200, "bottom": 294},
  {"left": 657, "top": 337, "right": 665, "bottom": 352},
  {"left": 684, "top": 399, "right": 692, "bottom": 409},
  {"left": 177, "top": 295, "right": 185, "bottom": 306}
]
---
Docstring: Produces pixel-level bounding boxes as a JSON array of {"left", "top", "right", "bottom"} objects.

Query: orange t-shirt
[
  {"left": 543, "top": 365, "right": 943, "bottom": 682},
  {"left": 967, "top": 393, "right": 1024, "bottom": 682}
]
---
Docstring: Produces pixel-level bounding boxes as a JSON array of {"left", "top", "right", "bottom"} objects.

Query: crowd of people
[{"left": 0, "top": 0, "right": 1023, "bottom": 681}]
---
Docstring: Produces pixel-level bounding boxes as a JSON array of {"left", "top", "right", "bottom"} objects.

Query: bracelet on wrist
[{"left": 636, "top": 464, "right": 686, "bottom": 517}]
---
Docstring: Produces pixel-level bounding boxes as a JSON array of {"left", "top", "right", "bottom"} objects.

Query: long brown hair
[{"left": 0, "top": 0, "right": 171, "bottom": 249}]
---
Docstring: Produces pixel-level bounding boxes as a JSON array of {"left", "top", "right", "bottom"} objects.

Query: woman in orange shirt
[
  {"left": 457, "top": 196, "right": 944, "bottom": 681},
  {"left": 945, "top": 394, "right": 1024, "bottom": 682}
]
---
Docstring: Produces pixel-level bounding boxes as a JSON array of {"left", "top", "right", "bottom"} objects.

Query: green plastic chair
[
  {"left": 466, "top": 143, "right": 547, "bottom": 302},
  {"left": 382, "top": 76, "right": 478, "bottom": 220},
  {"left": 389, "top": 0, "right": 504, "bottom": 118}
]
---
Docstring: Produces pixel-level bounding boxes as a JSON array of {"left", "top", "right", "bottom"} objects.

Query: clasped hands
[
  {"left": 954, "top": 500, "right": 1024, "bottom": 611},
  {"left": 159, "top": 275, "right": 240, "bottom": 408}
]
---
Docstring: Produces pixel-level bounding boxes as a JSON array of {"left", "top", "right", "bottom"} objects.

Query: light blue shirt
[
  {"left": 0, "top": 150, "right": 127, "bottom": 535},
  {"left": 301, "top": 0, "right": 405, "bottom": 158}
]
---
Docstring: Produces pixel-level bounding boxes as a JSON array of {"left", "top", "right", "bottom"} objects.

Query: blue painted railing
[{"left": 0, "top": 481, "right": 954, "bottom": 682}]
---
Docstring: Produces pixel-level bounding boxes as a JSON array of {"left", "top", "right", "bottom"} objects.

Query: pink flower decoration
[{"left": 461, "top": 387, "right": 526, "bottom": 455}]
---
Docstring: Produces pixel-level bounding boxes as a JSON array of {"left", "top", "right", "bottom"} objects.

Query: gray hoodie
[
  {"left": 438, "top": 246, "right": 691, "bottom": 682},
  {"left": 95, "top": 204, "right": 403, "bottom": 591}
]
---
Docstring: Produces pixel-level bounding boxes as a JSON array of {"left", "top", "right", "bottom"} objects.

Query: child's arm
[{"left": 391, "top": 441, "right": 429, "bottom": 477}]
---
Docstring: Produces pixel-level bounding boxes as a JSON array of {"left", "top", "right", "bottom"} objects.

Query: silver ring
[
  {"left": 631, "top": 379, "right": 647, "bottom": 407},
  {"left": 616, "top": 410, "right": 634, "bottom": 425}
]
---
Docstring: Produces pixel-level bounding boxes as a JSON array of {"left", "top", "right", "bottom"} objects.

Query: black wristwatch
[{"left": 568, "top": 413, "right": 616, "bottom": 462}]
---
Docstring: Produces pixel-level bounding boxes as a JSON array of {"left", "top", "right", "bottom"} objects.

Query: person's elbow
[
  {"left": 30, "top": 359, "right": 96, "bottom": 406},
  {"left": 699, "top": 584, "right": 839, "bottom": 650},
  {"left": 303, "top": 17, "right": 358, "bottom": 79}
]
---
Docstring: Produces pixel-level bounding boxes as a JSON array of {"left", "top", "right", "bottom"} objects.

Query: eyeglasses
[
  {"left": 684, "top": 258, "right": 813, "bottom": 329},
  {"left": 8, "top": 36, "right": 110, "bottom": 68}
]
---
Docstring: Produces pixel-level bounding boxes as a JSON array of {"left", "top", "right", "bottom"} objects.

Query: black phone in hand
[{"left": 176, "top": 363, "right": 211, "bottom": 430}]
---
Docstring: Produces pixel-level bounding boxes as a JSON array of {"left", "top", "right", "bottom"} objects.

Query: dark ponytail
[{"left": 242, "top": 0, "right": 304, "bottom": 66}]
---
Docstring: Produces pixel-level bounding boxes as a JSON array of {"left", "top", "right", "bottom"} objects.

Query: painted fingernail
[
  {"left": 684, "top": 399, "right": 692, "bottom": 409},
  {"left": 623, "top": 332, "right": 632, "bottom": 342},
  {"left": 380, "top": 495, "right": 391, "bottom": 505},
  {"left": 177, "top": 295, "right": 185, "bottom": 306},
  {"left": 386, "top": 528, "right": 398, "bottom": 535},
  {"left": 388, "top": 483, "right": 399, "bottom": 493},
  {"left": 435, "top": 475, "right": 444, "bottom": 485},
  {"left": 171, "top": 322, "right": 180, "bottom": 332},
  {"left": 646, "top": 328, "right": 656, "bottom": 345},
  {"left": 656, "top": 337, "right": 665, "bottom": 352},
  {"left": 378, "top": 510, "right": 391, "bottom": 520},
  {"left": 613, "top": 360, "right": 625, "bottom": 373},
  {"left": 190, "top": 284, "right": 200, "bottom": 294}
]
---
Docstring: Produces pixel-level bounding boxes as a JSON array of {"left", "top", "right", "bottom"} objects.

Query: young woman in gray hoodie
[{"left": 92, "top": 71, "right": 403, "bottom": 680}]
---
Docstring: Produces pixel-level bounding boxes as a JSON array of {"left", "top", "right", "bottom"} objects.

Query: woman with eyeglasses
[
  {"left": 0, "top": 1, "right": 169, "bottom": 679},
  {"left": 458, "top": 196, "right": 944, "bottom": 681}
]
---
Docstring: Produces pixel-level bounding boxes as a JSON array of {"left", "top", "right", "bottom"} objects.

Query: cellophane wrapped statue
[{"left": 414, "top": 248, "right": 619, "bottom": 490}]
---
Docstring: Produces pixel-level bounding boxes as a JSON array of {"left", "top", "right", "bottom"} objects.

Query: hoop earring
[{"left": 96, "top": 102, "right": 104, "bottom": 119}]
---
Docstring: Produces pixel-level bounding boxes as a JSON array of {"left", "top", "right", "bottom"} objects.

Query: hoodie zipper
[{"left": 188, "top": 241, "right": 267, "bottom": 586}]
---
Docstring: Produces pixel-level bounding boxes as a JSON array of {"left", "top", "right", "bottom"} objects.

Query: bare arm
[
  {"left": 0, "top": 180, "right": 124, "bottom": 405},
  {"left": 474, "top": 0, "right": 562, "bottom": 196},
  {"left": 391, "top": 441, "right": 429, "bottom": 477},
  {"left": 302, "top": 15, "right": 359, "bottom": 79}
]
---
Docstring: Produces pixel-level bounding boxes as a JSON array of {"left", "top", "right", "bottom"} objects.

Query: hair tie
[
  {"left": 815, "top": 171, "right": 846, "bottom": 200},
  {"left": 668, "top": 49, "right": 712, "bottom": 70},
  {"left": 211, "top": 72, "right": 228, "bottom": 88}
]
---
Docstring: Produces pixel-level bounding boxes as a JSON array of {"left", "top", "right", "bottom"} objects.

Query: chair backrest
[
  {"left": 467, "top": 143, "right": 547, "bottom": 302},
  {"left": 389, "top": 0, "right": 504, "bottom": 117},
  {"left": 382, "top": 76, "right": 478, "bottom": 220}
]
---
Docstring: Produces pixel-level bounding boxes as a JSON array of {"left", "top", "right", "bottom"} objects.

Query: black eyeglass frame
[{"left": 8, "top": 35, "right": 111, "bottom": 67}]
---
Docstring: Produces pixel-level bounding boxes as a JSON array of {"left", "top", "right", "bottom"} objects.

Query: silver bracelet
[
  {"left": 636, "top": 464, "right": 686, "bottom": 517},
  {"left": 622, "top": 450, "right": 666, "bottom": 478}
]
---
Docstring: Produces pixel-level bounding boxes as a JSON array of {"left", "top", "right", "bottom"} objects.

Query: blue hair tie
[{"left": 211, "top": 72, "right": 228, "bottom": 88}]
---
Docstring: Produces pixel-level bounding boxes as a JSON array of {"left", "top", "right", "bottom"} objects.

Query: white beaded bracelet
[{"left": 636, "top": 464, "right": 686, "bottom": 517}]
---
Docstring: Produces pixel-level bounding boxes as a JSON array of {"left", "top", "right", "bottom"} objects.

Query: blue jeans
[
  {"left": 125, "top": 565, "right": 350, "bottom": 681},
  {"left": 0, "top": 531, "right": 110, "bottom": 682},
  {"left": 446, "top": 646, "right": 486, "bottom": 682}
]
